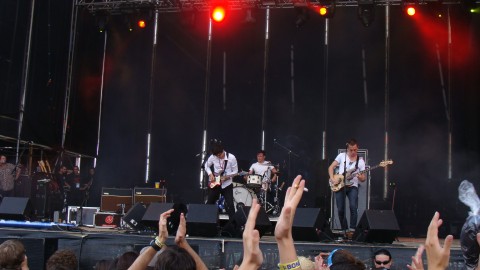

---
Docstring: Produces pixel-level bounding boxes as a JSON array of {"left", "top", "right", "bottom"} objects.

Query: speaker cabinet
[
  {"left": 224, "top": 205, "right": 271, "bottom": 238},
  {"left": 353, "top": 210, "right": 400, "bottom": 243},
  {"left": 122, "top": 203, "right": 147, "bottom": 231},
  {"left": 292, "top": 208, "right": 334, "bottom": 242},
  {"left": 186, "top": 204, "right": 219, "bottom": 237},
  {"left": 0, "top": 197, "right": 34, "bottom": 221}
]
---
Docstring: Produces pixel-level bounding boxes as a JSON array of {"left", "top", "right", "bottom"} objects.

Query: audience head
[
  {"left": 154, "top": 246, "right": 196, "bottom": 270},
  {"left": 0, "top": 240, "right": 26, "bottom": 270},
  {"left": 372, "top": 249, "right": 392, "bottom": 269},
  {"left": 94, "top": 259, "right": 111, "bottom": 270},
  {"left": 328, "top": 249, "right": 366, "bottom": 270},
  {"left": 46, "top": 249, "right": 78, "bottom": 270},
  {"left": 116, "top": 251, "right": 138, "bottom": 270}
]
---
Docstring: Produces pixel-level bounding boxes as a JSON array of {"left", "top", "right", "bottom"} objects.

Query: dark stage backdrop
[{"left": 1, "top": 1, "right": 480, "bottom": 236}]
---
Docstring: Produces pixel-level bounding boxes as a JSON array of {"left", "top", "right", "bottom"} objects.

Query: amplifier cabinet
[
  {"left": 134, "top": 188, "right": 167, "bottom": 204},
  {"left": 101, "top": 188, "right": 133, "bottom": 212}
]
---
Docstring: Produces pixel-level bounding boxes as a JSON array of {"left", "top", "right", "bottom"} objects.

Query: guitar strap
[
  {"left": 221, "top": 152, "right": 229, "bottom": 176},
  {"left": 354, "top": 155, "right": 359, "bottom": 171}
]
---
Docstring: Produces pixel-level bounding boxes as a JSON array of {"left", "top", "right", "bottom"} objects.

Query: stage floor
[{"left": 0, "top": 221, "right": 465, "bottom": 270}]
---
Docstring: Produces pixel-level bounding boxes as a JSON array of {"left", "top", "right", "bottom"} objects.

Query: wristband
[
  {"left": 150, "top": 237, "right": 165, "bottom": 251},
  {"left": 278, "top": 259, "right": 300, "bottom": 270}
]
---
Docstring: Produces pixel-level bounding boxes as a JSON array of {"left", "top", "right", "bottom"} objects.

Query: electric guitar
[
  {"left": 329, "top": 160, "right": 393, "bottom": 192},
  {"left": 209, "top": 171, "right": 247, "bottom": 188}
]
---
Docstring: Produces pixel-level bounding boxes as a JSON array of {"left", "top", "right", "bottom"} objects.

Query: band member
[
  {"left": 248, "top": 150, "right": 278, "bottom": 183},
  {"left": 328, "top": 138, "right": 366, "bottom": 235},
  {"left": 0, "top": 154, "right": 20, "bottom": 199},
  {"left": 204, "top": 140, "right": 238, "bottom": 220},
  {"left": 68, "top": 166, "right": 88, "bottom": 206}
]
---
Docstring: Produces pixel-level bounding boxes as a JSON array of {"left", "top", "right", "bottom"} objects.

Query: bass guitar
[
  {"left": 329, "top": 160, "right": 393, "bottom": 192},
  {"left": 210, "top": 171, "right": 247, "bottom": 188}
]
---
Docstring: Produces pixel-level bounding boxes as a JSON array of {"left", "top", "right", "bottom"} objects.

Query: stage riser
[{"left": 0, "top": 228, "right": 466, "bottom": 270}]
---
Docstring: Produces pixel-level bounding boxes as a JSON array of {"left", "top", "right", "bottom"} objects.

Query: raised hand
[
  {"left": 158, "top": 209, "right": 174, "bottom": 243},
  {"left": 407, "top": 245, "right": 425, "bottom": 270},
  {"left": 175, "top": 212, "right": 187, "bottom": 246},
  {"left": 425, "top": 212, "right": 453, "bottom": 270},
  {"left": 274, "top": 175, "right": 306, "bottom": 265},
  {"left": 238, "top": 199, "right": 263, "bottom": 269},
  {"left": 275, "top": 175, "right": 305, "bottom": 241}
]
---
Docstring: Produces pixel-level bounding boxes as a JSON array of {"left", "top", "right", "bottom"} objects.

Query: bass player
[{"left": 328, "top": 138, "right": 366, "bottom": 237}]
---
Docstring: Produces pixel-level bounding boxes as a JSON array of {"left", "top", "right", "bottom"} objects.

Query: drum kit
[{"left": 218, "top": 167, "right": 282, "bottom": 216}]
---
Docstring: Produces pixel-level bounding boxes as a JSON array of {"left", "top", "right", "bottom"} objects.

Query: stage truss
[{"left": 75, "top": 0, "right": 468, "bottom": 13}]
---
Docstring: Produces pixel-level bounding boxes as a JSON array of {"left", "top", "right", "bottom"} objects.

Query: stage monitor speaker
[
  {"left": 123, "top": 203, "right": 147, "bottom": 231},
  {"left": 0, "top": 197, "right": 34, "bottom": 221},
  {"left": 292, "top": 208, "right": 334, "bottom": 242},
  {"left": 186, "top": 204, "right": 219, "bottom": 237},
  {"left": 353, "top": 209, "right": 400, "bottom": 244},
  {"left": 223, "top": 205, "right": 271, "bottom": 238}
]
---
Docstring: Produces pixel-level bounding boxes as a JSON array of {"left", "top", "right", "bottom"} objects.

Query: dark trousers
[
  {"left": 207, "top": 184, "right": 235, "bottom": 220},
  {"left": 335, "top": 186, "right": 359, "bottom": 230}
]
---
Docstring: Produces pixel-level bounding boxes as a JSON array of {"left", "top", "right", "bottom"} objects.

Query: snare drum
[
  {"left": 233, "top": 186, "right": 257, "bottom": 211},
  {"left": 247, "top": 174, "right": 262, "bottom": 188}
]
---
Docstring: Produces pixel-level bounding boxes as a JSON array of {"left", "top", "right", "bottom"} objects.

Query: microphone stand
[
  {"left": 342, "top": 145, "right": 348, "bottom": 237},
  {"left": 273, "top": 139, "right": 299, "bottom": 184},
  {"left": 197, "top": 151, "right": 208, "bottom": 203}
]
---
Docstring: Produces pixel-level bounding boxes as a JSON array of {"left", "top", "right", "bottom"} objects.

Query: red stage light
[
  {"left": 406, "top": 6, "right": 416, "bottom": 16},
  {"left": 319, "top": 6, "right": 328, "bottom": 16},
  {"left": 211, "top": 6, "right": 226, "bottom": 22},
  {"left": 138, "top": 20, "right": 146, "bottom": 28}
]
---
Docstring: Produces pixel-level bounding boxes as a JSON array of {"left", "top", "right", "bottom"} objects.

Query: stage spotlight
[
  {"left": 357, "top": 0, "right": 375, "bottom": 27},
  {"left": 406, "top": 6, "right": 416, "bottom": 16},
  {"left": 403, "top": 0, "right": 418, "bottom": 16},
  {"left": 211, "top": 6, "right": 226, "bottom": 22},
  {"left": 317, "top": 0, "right": 336, "bottom": 18},
  {"left": 138, "top": 19, "right": 146, "bottom": 28}
]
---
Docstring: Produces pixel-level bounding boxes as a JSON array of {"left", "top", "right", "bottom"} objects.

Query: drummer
[{"left": 246, "top": 150, "right": 278, "bottom": 193}]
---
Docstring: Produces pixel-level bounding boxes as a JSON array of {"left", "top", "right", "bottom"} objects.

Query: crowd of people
[{"left": 1, "top": 175, "right": 479, "bottom": 270}]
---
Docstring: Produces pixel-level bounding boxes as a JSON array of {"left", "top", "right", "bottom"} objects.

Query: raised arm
[
  {"left": 425, "top": 212, "right": 453, "bottom": 270},
  {"left": 128, "top": 209, "right": 173, "bottom": 270},
  {"left": 274, "top": 175, "right": 305, "bottom": 269},
  {"left": 238, "top": 199, "right": 263, "bottom": 270},
  {"left": 175, "top": 212, "right": 208, "bottom": 270}
]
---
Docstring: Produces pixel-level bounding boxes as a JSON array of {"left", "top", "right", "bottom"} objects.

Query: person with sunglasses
[{"left": 372, "top": 249, "right": 393, "bottom": 270}]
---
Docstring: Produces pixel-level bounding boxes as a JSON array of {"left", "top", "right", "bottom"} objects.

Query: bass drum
[{"left": 233, "top": 186, "right": 257, "bottom": 212}]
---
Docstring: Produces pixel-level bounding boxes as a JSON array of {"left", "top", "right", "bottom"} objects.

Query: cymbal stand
[{"left": 262, "top": 183, "right": 274, "bottom": 214}]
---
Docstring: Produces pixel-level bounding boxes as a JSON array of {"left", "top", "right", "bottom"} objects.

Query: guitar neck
[{"left": 347, "top": 164, "right": 382, "bottom": 180}]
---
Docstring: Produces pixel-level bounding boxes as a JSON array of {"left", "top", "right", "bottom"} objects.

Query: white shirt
[
  {"left": 249, "top": 161, "right": 275, "bottom": 182},
  {"left": 334, "top": 153, "right": 366, "bottom": 188},
  {"left": 204, "top": 151, "right": 238, "bottom": 189}
]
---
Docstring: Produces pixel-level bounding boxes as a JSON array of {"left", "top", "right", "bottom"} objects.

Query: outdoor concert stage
[{"left": 0, "top": 220, "right": 466, "bottom": 270}]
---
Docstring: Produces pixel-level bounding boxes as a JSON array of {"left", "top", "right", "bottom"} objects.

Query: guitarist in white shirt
[
  {"left": 204, "top": 141, "right": 238, "bottom": 220},
  {"left": 328, "top": 138, "right": 366, "bottom": 237}
]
